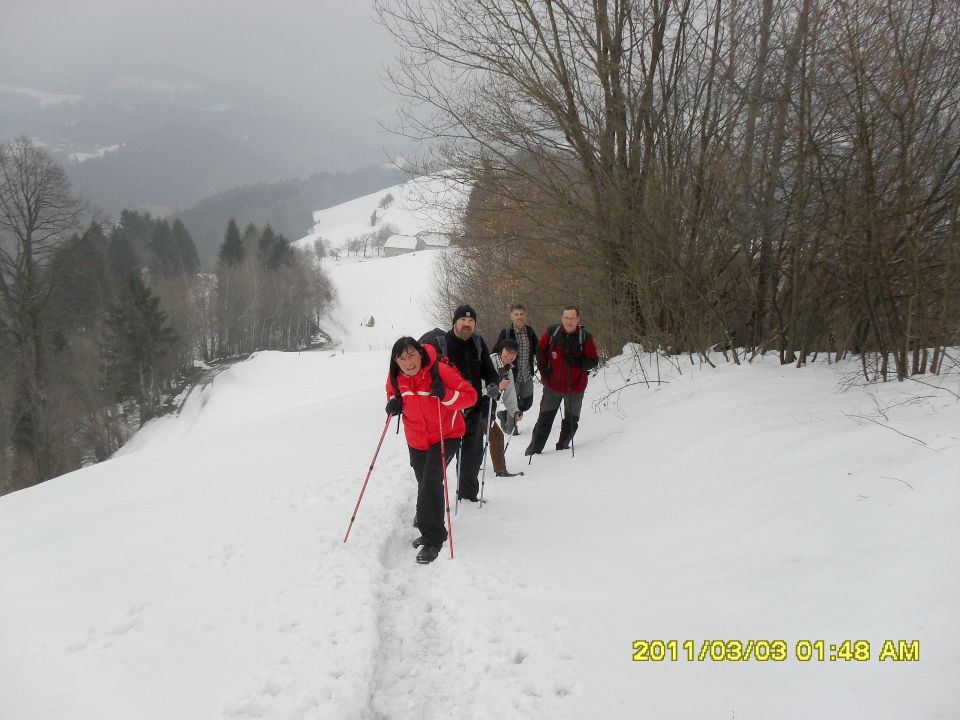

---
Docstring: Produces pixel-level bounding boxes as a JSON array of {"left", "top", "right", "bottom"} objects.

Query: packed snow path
[{"left": 1, "top": 251, "right": 958, "bottom": 718}]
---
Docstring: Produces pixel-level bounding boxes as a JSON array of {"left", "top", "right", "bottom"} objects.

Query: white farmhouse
[{"left": 383, "top": 234, "right": 424, "bottom": 256}]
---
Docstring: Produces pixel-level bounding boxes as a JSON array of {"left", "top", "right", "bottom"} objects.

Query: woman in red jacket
[{"left": 386, "top": 337, "right": 478, "bottom": 564}]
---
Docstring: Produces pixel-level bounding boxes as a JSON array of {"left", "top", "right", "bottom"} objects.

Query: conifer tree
[
  {"left": 266, "top": 235, "right": 294, "bottom": 270},
  {"left": 171, "top": 219, "right": 200, "bottom": 276},
  {"left": 117, "top": 210, "right": 154, "bottom": 259},
  {"left": 106, "top": 273, "right": 177, "bottom": 425},
  {"left": 258, "top": 225, "right": 278, "bottom": 267},
  {"left": 108, "top": 232, "right": 139, "bottom": 285},
  {"left": 218, "top": 218, "right": 244, "bottom": 266},
  {"left": 47, "top": 222, "right": 113, "bottom": 341},
  {"left": 148, "top": 219, "right": 176, "bottom": 278}
]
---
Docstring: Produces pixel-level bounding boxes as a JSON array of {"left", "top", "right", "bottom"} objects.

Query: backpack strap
[
  {"left": 546, "top": 324, "right": 560, "bottom": 361},
  {"left": 549, "top": 324, "right": 584, "bottom": 352}
]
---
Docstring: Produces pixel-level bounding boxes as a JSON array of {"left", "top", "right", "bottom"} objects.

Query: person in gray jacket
[
  {"left": 487, "top": 339, "right": 524, "bottom": 477},
  {"left": 494, "top": 304, "right": 538, "bottom": 413}
]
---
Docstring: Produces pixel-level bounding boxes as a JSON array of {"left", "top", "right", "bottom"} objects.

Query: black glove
[
  {"left": 486, "top": 383, "right": 501, "bottom": 400},
  {"left": 537, "top": 361, "right": 551, "bottom": 380},
  {"left": 385, "top": 396, "right": 402, "bottom": 416},
  {"left": 430, "top": 376, "right": 446, "bottom": 398}
]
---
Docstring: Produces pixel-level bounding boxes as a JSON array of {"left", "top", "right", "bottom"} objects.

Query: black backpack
[
  {"left": 419, "top": 327, "right": 483, "bottom": 363},
  {"left": 548, "top": 323, "right": 585, "bottom": 352}
]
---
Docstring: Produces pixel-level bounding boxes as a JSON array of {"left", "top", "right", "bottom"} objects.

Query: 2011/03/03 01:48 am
[{"left": 631, "top": 639, "right": 920, "bottom": 662}]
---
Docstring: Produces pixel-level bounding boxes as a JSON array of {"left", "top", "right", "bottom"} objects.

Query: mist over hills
[
  {"left": 1, "top": 77, "right": 410, "bottom": 224},
  {"left": 176, "top": 165, "right": 406, "bottom": 270},
  {"left": 64, "top": 124, "right": 287, "bottom": 216},
  {"left": 1, "top": 78, "right": 410, "bottom": 269}
]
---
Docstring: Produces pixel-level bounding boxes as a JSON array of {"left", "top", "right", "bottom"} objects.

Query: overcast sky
[{"left": 0, "top": 0, "right": 400, "bottom": 120}]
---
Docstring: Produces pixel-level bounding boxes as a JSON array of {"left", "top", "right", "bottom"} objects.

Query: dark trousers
[
  {"left": 527, "top": 387, "right": 584, "bottom": 453},
  {"left": 516, "top": 378, "right": 535, "bottom": 412},
  {"left": 410, "top": 437, "right": 461, "bottom": 546},
  {"left": 456, "top": 400, "right": 490, "bottom": 500}
]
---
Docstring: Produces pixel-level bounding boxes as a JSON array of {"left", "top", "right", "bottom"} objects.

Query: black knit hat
[{"left": 452, "top": 304, "right": 477, "bottom": 324}]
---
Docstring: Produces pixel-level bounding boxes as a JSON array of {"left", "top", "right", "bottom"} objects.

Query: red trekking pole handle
[{"left": 343, "top": 415, "right": 393, "bottom": 543}]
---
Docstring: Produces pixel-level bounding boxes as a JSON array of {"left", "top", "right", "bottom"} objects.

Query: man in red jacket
[
  {"left": 386, "top": 337, "right": 478, "bottom": 563},
  {"left": 524, "top": 306, "right": 599, "bottom": 456}
]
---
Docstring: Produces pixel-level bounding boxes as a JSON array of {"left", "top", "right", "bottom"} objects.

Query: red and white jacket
[
  {"left": 386, "top": 344, "right": 478, "bottom": 450},
  {"left": 537, "top": 324, "right": 600, "bottom": 394}
]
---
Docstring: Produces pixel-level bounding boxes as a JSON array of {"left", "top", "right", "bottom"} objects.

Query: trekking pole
[
  {"left": 343, "top": 415, "right": 393, "bottom": 543},
  {"left": 455, "top": 445, "right": 462, "bottom": 516},
  {"left": 437, "top": 399, "right": 455, "bottom": 559},
  {"left": 478, "top": 396, "right": 497, "bottom": 506},
  {"left": 503, "top": 414, "right": 515, "bottom": 454},
  {"left": 570, "top": 399, "right": 575, "bottom": 458}
]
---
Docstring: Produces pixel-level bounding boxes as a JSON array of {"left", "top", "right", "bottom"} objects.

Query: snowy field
[
  {"left": 294, "top": 173, "right": 470, "bottom": 251},
  {"left": 1, "top": 250, "right": 958, "bottom": 720},
  {"left": 319, "top": 250, "right": 441, "bottom": 352}
]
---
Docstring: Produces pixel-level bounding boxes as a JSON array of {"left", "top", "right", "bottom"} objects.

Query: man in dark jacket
[
  {"left": 427, "top": 305, "right": 502, "bottom": 503},
  {"left": 524, "top": 305, "right": 600, "bottom": 455},
  {"left": 494, "top": 303, "right": 538, "bottom": 413}
]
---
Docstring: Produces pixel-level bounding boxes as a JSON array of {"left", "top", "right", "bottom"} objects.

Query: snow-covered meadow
[
  {"left": 295, "top": 173, "right": 470, "bottom": 251},
  {"left": 1, "top": 246, "right": 958, "bottom": 719}
]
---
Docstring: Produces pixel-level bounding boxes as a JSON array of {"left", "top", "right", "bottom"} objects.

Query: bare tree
[
  {"left": 379, "top": 0, "right": 960, "bottom": 376},
  {"left": 0, "top": 136, "right": 84, "bottom": 484},
  {"left": 377, "top": 0, "right": 731, "bottom": 352},
  {"left": 376, "top": 223, "right": 399, "bottom": 255}
]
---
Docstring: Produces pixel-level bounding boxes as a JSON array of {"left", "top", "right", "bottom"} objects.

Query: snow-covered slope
[
  {"left": 296, "top": 171, "right": 468, "bottom": 351},
  {"left": 320, "top": 250, "right": 441, "bottom": 352},
  {"left": 294, "top": 173, "right": 469, "bottom": 250},
  {"left": 1, "top": 249, "right": 958, "bottom": 720}
]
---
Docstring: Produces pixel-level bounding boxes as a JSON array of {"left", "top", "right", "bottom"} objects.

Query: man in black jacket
[
  {"left": 493, "top": 303, "right": 538, "bottom": 413},
  {"left": 428, "top": 305, "right": 502, "bottom": 503}
]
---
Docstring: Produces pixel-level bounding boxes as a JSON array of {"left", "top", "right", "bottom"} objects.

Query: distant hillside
[
  {"left": 66, "top": 125, "right": 285, "bottom": 216},
  {"left": 2, "top": 77, "right": 412, "bottom": 212},
  {"left": 295, "top": 172, "right": 470, "bottom": 252},
  {"left": 177, "top": 166, "right": 406, "bottom": 269}
]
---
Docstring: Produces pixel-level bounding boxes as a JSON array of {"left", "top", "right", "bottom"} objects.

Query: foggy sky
[{"left": 0, "top": 0, "right": 400, "bottom": 129}]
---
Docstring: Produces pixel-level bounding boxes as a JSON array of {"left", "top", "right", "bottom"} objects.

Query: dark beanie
[
  {"left": 501, "top": 338, "right": 519, "bottom": 353},
  {"left": 452, "top": 304, "right": 477, "bottom": 324}
]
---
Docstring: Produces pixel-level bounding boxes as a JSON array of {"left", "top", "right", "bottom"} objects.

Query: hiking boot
[
  {"left": 416, "top": 545, "right": 440, "bottom": 564},
  {"left": 556, "top": 441, "right": 570, "bottom": 451},
  {"left": 496, "top": 470, "right": 523, "bottom": 477},
  {"left": 412, "top": 536, "right": 425, "bottom": 548},
  {"left": 524, "top": 445, "right": 539, "bottom": 456}
]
